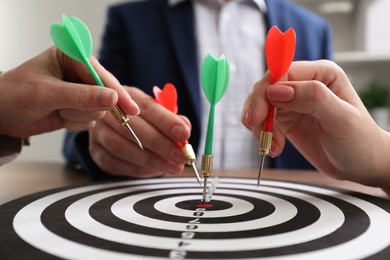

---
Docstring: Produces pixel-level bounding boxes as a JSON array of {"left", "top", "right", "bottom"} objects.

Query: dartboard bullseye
[{"left": 0, "top": 177, "right": 389, "bottom": 259}]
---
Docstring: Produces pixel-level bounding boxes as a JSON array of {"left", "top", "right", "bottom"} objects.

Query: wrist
[
  {"left": 377, "top": 129, "right": 390, "bottom": 191},
  {"left": 382, "top": 187, "right": 390, "bottom": 197}
]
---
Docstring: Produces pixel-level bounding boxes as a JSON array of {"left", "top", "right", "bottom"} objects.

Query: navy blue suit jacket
[{"left": 63, "top": 0, "right": 333, "bottom": 180}]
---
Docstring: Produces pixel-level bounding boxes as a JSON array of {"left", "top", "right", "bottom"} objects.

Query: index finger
[
  {"left": 129, "top": 87, "right": 191, "bottom": 143},
  {"left": 286, "top": 60, "right": 359, "bottom": 102},
  {"left": 90, "top": 56, "right": 140, "bottom": 116}
]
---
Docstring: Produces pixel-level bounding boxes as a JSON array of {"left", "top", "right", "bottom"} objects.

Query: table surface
[{"left": 0, "top": 161, "right": 387, "bottom": 205}]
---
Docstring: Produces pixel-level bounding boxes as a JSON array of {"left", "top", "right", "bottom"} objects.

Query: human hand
[
  {"left": 0, "top": 46, "right": 139, "bottom": 137},
  {"left": 242, "top": 60, "right": 390, "bottom": 187},
  {"left": 89, "top": 87, "right": 191, "bottom": 178}
]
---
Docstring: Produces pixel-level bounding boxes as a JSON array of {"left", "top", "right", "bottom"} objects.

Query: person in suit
[
  {"left": 0, "top": 46, "right": 139, "bottom": 166},
  {"left": 63, "top": 0, "right": 333, "bottom": 180}
]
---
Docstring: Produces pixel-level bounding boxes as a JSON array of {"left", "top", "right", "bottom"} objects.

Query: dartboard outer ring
[{"left": 0, "top": 177, "right": 389, "bottom": 260}]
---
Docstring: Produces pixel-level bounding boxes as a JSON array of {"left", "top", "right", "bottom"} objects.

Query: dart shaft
[{"left": 264, "top": 105, "right": 275, "bottom": 132}]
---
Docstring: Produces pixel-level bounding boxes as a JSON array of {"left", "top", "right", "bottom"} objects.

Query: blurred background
[{"left": 1, "top": 0, "right": 390, "bottom": 163}]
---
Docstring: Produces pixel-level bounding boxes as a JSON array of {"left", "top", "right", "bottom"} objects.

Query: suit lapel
[
  {"left": 265, "top": 0, "right": 302, "bottom": 61},
  {"left": 161, "top": 0, "right": 294, "bottom": 125},
  {"left": 163, "top": 1, "right": 201, "bottom": 123},
  {"left": 265, "top": 0, "right": 288, "bottom": 31}
]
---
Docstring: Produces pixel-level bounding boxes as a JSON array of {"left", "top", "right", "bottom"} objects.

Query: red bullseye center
[{"left": 196, "top": 202, "right": 213, "bottom": 209}]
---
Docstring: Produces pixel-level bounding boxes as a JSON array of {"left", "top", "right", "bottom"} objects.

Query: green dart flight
[
  {"left": 50, "top": 15, "right": 98, "bottom": 83},
  {"left": 201, "top": 54, "right": 230, "bottom": 155},
  {"left": 50, "top": 14, "right": 143, "bottom": 149}
]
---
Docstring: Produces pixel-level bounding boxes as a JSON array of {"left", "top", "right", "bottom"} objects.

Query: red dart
[
  {"left": 153, "top": 83, "right": 178, "bottom": 114},
  {"left": 153, "top": 83, "right": 201, "bottom": 185},
  {"left": 257, "top": 26, "right": 296, "bottom": 186}
]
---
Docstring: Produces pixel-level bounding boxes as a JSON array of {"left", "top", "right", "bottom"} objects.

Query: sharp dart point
[
  {"left": 124, "top": 123, "right": 143, "bottom": 150},
  {"left": 191, "top": 163, "right": 202, "bottom": 186},
  {"left": 257, "top": 155, "right": 266, "bottom": 187},
  {"left": 202, "top": 177, "right": 208, "bottom": 202}
]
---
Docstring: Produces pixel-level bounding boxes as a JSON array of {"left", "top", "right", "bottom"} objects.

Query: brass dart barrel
[
  {"left": 201, "top": 155, "right": 213, "bottom": 202},
  {"left": 110, "top": 105, "right": 143, "bottom": 149},
  {"left": 257, "top": 131, "right": 273, "bottom": 186}
]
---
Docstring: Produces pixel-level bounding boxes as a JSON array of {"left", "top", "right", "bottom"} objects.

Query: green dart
[
  {"left": 50, "top": 14, "right": 143, "bottom": 149},
  {"left": 200, "top": 54, "right": 230, "bottom": 202}
]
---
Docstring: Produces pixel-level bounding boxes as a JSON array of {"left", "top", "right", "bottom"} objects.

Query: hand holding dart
[
  {"left": 50, "top": 15, "right": 143, "bottom": 149},
  {"left": 258, "top": 26, "right": 296, "bottom": 186},
  {"left": 153, "top": 83, "right": 201, "bottom": 185}
]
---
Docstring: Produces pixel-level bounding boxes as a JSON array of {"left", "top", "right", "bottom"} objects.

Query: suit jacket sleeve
[
  {"left": 63, "top": 132, "right": 108, "bottom": 180},
  {"left": 0, "top": 135, "right": 22, "bottom": 166}
]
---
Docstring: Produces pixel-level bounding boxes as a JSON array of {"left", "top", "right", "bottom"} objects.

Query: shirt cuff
[
  {"left": 0, "top": 135, "right": 24, "bottom": 166},
  {"left": 382, "top": 186, "right": 390, "bottom": 197}
]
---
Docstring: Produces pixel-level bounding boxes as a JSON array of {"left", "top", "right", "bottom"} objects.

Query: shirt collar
[{"left": 168, "top": 0, "right": 267, "bottom": 12}]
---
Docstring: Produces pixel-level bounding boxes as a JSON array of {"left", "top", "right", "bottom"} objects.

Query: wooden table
[{"left": 0, "top": 161, "right": 387, "bottom": 205}]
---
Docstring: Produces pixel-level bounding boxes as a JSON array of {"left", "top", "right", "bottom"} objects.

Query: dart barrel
[
  {"left": 110, "top": 105, "right": 129, "bottom": 125},
  {"left": 181, "top": 144, "right": 196, "bottom": 165},
  {"left": 258, "top": 131, "right": 273, "bottom": 155},
  {"left": 201, "top": 155, "right": 213, "bottom": 178}
]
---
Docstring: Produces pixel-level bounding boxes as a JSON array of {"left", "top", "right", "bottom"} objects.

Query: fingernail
[
  {"left": 268, "top": 85, "right": 295, "bottom": 102},
  {"left": 245, "top": 104, "right": 253, "bottom": 126},
  {"left": 171, "top": 125, "right": 185, "bottom": 141},
  {"left": 132, "top": 100, "right": 140, "bottom": 115},
  {"left": 97, "top": 89, "right": 116, "bottom": 106},
  {"left": 269, "top": 141, "right": 280, "bottom": 158}
]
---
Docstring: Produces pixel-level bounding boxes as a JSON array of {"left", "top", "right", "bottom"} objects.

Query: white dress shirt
[{"left": 170, "top": 0, "right": 267, "bottom": 169}]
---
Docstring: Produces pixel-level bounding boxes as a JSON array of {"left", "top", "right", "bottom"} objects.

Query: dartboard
[{"left": 0, "top": 177, "right": 389, "bottom": 259}]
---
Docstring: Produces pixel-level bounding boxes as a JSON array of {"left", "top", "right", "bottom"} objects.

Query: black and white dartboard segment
[{"left": 0, "top": 177, "right": 389, "bottom": 259}]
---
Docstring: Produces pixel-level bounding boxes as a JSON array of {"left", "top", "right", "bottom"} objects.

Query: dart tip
[
  {"left": 257, "top": 155, "right": 266, "bottom": 187},
  {"left": 124, "top": 123, "right": 143, "bottom": 150},
  {"left": 202, "top": 176, "right": 208, "bottom": 203},
  {"left": 137, "top": 140, "right": 144, "bottom": 150},
  {"left": 134, "top": 137, "right": 144, "bottom": 150},
  {"left": 191, "top": 163, "right": 202, "bottom": 186}
]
